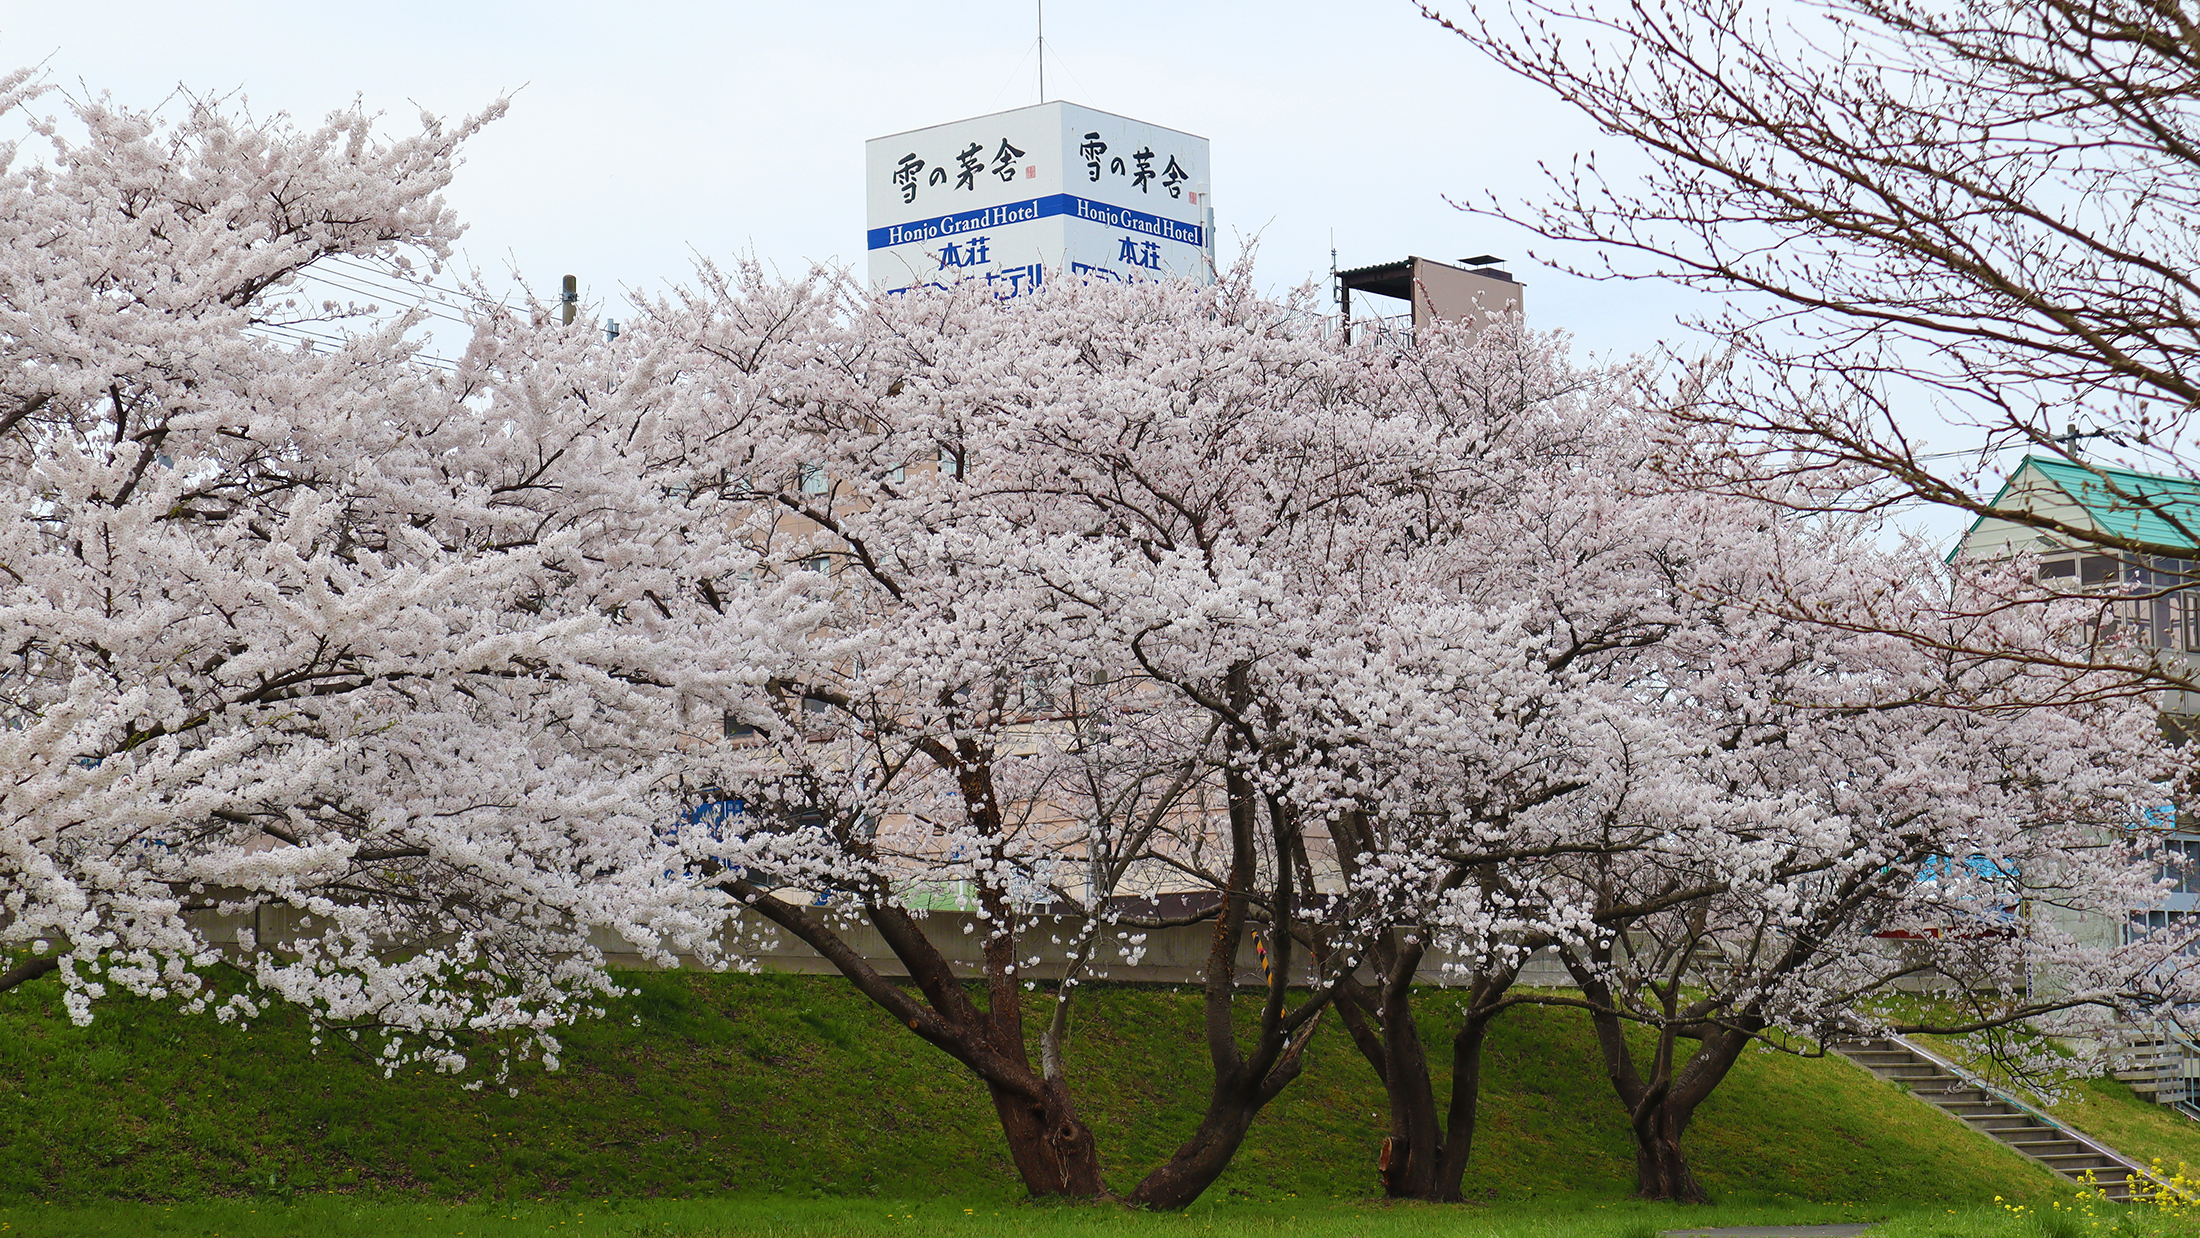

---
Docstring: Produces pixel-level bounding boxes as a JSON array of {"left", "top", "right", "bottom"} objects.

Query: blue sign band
[{"left": 869, "top": 193, "right": 1205, "bottom": 251}]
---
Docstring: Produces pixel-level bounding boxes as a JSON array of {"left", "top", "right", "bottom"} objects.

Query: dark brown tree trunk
[
  {"left": 1349, "top": 962, "right": 1515, "bottom": 1203},
  {"left": 1124, "top": 1081, "right": 1272, "bottom": 1210},
  {"left": 1630, "top": 1097, "right": 1708, "bottom": 1204},
  {"left": 1630, "top": 1019, "right": 1755, "bottom": 1201},
  {"left": 0, "top": 956, "right": 57, "bottom": 994},
  {"left": 1375, "top": 947, "right": 1445, "bottom": 1200},
  {"left": 731, "top": 878, "right": 1109, "bottom": 1201},
  {"left": 1323, "top": 834, "right": 1526, "bottom": 1206},
  {"left": 1611, "top": 1013, "right": 1760, "bottom": 1202},
  {"left": 985, "top": 1075, "right": 1106, "bottom": 1196},
  {"left": 1127, "top": 968, "right": 1324, "bottom": 1211},
  {"left": 1561, "top": 944, "right": 1759, "bottom": 1204},
  {"left": 1128, "top": 758, "right": 1275, "bottom": 1211},
  {"left": 962, "top": 751, "right": 1108, "bottom": 1198},
  {"left": 1126, "top": 701, "right": 1324, "bottom": 1210},
  {"left": 1434, "top": 1004, "right": 1499, "bottom": 1200}
]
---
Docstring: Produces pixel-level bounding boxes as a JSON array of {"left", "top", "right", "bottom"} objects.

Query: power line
[
  {"left": 290, "top": 268, "right": 475, "bottom": 330},
  {"left": 259, "top": 255, "right": 525, "bottom": 374},
  {"left": 255, "top": 253, "right": 606, "bottom": 376},
  {"left": 248, "top": 321, "right": 351, "bottom": 349},
  {"left": 246, "top": 322, "right": 460, "bottom": 372},
  {"left": 323, "top": 255, "right": 510, "bottom": 305},
  {"left": 295, "top": 271, "right": 472, "bottom": 326},
  {"left": 321, "top": 257, "right": 511, "bottom": 314}
]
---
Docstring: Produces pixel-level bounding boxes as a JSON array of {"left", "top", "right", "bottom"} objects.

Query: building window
[
  {"left": 800, "top": 463, "right": 829, "bottom": 494},
  {"left": 2041, "top": 553, "right": 2200, "bottom": 651},
  {"left": 2128, "top": 909, "right": 2200, "bottom": 952},
  {"left": 2161, "top": 838, "right": 2200, "bottom": 895}
]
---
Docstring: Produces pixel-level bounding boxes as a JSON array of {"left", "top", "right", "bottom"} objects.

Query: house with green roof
[
  {"left": 1954, "top": 456, "right": 2200, "bottom": 1108},
  {"left": 1953, "top": 455, "right": 2200, "bottom": 663},
  {"left": 1955, "top": 454, "right": 2200, "bottom": 559}
]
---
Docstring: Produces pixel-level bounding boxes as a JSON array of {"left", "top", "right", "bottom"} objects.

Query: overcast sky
[
  {"left": 3, "top": 0, "right": 1979, "bottom": 541},
  {"left": 6, "top": 0, "right": 1720, "bottom": 365}
]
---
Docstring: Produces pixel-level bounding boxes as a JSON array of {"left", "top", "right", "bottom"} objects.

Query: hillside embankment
[{"left": 5, "top": 969, "right": 2192, "bottom": 1206}]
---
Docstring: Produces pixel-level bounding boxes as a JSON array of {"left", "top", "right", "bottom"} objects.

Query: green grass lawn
[
  {"left": 0, "top": 1195, "right": 2090, "bottom": 1238},
  {"left": 10, "top": 1194, "right": 2200, "bottom": 1238},
  {"left": 0, "top": 969, "right": 2111, "bottom": 1209}
]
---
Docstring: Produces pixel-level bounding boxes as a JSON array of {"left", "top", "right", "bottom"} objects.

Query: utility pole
[
  {"left": 561, "top": 274, "right": 577, "bottom": 327},
  {"left": 1333, "top": 234, "right": 1350, "bottom": 345}
]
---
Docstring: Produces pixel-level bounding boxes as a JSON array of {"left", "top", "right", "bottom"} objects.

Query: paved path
[{"left": 1662, "top": 1226, "right": 1877, "bottom": 1238}]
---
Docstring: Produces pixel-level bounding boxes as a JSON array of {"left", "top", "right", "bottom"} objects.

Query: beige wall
[
  {"left": 1409, "top": 258, "right": 1522, "bottom": 334},
  {"left": 1955, "top": 463, "right": 2101, "bottom": 559}
]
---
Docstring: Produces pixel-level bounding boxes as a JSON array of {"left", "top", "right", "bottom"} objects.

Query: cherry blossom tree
[
  {"left": 667, "top": 273, "right": 2186, "bottom": 1207},
  {"left": 10, "top": 70, "right": 2192, "bottom": 1212},
  {"left": 1423, "top": 0, "right": 2200, "bottom": 547},
  {"left": 1527, "top": 524, "right": 2174, "bottom": 1202},
  {"left": 0, "top": 75, "right": 773, "bottom": 1073},
  {"left": 1263, "top": 318, "right": 1705, "bottom": 1204},
  {"left": 639, "top": 265, "right": 1377, "bottom": 1206},
  {"left": 1099, "top": 313, "right": 2189, "bottom": 1204}
]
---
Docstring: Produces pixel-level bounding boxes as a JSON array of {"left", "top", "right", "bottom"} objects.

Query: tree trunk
[
  {"left": 1433, "top": 1009, "right": 1496, "bottom": 1201},
  {"left": 1334, "top": 948, "right": 1519, "bottom": 1204},
  {"left": 1559, "top": 945, "right": 1722, "bottom": 1204},
  {"left": 1383, "top": 983, "right": 1514, "bottom": 1202},
  {"left": 1628, "top": 1020, "right": 1756, "bottom": 1202},
  {"left": 1562, "top": 945, "right": 1759, "bottom": 1204},
  {"left": 959, "top": 751, "right": 1108, "bottom": 1199},
  {"left": 1630, "top": 1096, "right": 1708, "bottom": 1204},
  {"left": 1375, "top": 948, "right": 1446, "bottom": 1200},
  {"left": 1125, "top": 1081, "right": 1271, "bottom": 1210},
  {"left": 1125, "top": 710, "right": 1322, "bottom": 1210},
  {"left": 734, "top": 882, "right": 1109, "bottom": 1201},
  {"left": 986, "top": 1075, "right": 1106, "bottom": 1197}
]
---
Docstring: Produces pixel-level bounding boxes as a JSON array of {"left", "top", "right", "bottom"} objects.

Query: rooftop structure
[
  {"left": 1952, "top": 455, "right": 2200, "bottom": 699},
  {"left": 866, "top": 101, "right": 1213, "bottom": 297},
  {"left": 1335, "top": 254, "right": 1523, "bottom": 344}
]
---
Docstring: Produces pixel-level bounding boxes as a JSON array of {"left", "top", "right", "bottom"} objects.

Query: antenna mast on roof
[
  {"left": 1331, "top": 231, "right": 1345, "bottom": 342},
  {"left": 2054, "top": 421, "right": 2129, "bottom": 460},
  {"left": 1038, "top": 1, "right": 1046, "bottom": 103}
]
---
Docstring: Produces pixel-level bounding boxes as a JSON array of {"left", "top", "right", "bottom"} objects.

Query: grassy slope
[
  {"left": 0, "top": 971, "right": 2079, "bottom": 1207},
  {"left": 2051, "top": 1077, "right": 2200, "bottom": 1173}
]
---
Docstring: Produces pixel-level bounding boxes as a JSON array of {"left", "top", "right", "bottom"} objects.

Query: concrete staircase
[{"left": 1835, "top": 1037, "right": 2138, "bottom": 1201}]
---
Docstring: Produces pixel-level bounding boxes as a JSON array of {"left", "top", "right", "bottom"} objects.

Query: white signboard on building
[{"left": 866, "top": 101, "right": 1213, "bottom": 297}]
